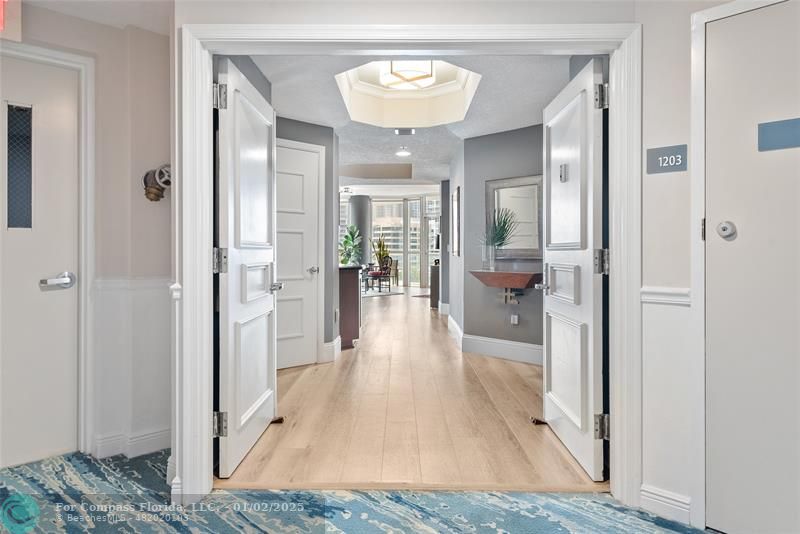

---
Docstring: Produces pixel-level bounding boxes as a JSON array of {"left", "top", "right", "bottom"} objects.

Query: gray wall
[
  {"left": 220, "top": 56, "right": 272, "bottom": 102},
  {"left": 463, "top": 125, "right": 544, "bottom": 344},
  {"left": 276, "top": 117, "right": 339, "bottom": 343},
  {"left": 569, "top": 54, "right": 609, "bottom": 81},
  {"left": 348, "top": 195, "right": 372, "bottom": 264},
  {"left": 439, "top": 180, "right": 450, "bottom": 304},
  {"left": 448, "top": 146, "right": 465, "bottom": 330}
]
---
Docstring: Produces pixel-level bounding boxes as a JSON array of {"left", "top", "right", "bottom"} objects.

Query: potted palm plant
[
  {"left": 482, "top": 208, "right": 518, "bottom": 271},
  {"left": 339, "top": 225, "right": 363, "bottom": 266}
]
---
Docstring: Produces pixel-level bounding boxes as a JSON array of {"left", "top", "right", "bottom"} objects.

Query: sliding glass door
[
  {"left": 371, "top": 200, "right": 403, "bottom": 284},
  {"left": 370, "top": 195, "right": 440, "bottom": 288},
  {"left": 407, "top": 199, "right": 422, "bottom": 287}
]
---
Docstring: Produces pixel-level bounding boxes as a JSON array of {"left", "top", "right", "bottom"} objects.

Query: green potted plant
[
  {"left": 370, "top": 234, "right": 390, "bottom": 266},
  {"left": 339, "top": 225, "right": 363, "bottom": 266},
  {"left": 482, "top": 208, "right": 518, "bottom": 271}
]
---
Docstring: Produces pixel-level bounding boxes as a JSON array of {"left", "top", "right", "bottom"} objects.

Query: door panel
[
  {"left": 216, "top": 58, "right": 278, "bottom": 478},
  {"left": 706, "top": 3, "right": 800, "bottom": 532},
  {"left": 542, "top": 59, "right": 605, "bottom": 481},
  {"left": 1, "top": 57, "right": 79, "bottom": 467},
  {"left": 276, "top": 141, "right": 322, "bottom": 369}
]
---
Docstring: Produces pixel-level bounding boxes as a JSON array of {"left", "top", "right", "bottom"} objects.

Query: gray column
[{"left": 349, "top": 195, "right": 372, "bottom": 265}]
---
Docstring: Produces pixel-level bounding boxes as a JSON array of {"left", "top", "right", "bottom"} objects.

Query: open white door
[
  {"left": 541, "top": 60, "right": 606, "bottom": 481},
  {"left": 215, "top": 58, "right": 279, "bottom": 478}
]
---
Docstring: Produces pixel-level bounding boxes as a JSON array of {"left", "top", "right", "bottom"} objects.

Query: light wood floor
[{"left": 216, "top": 289, "right": 608, "bottom": 492}]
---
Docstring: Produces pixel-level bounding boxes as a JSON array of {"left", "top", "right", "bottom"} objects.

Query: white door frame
[
  {"left": 275, "top": 137, "right": 326, "bottom": 364},
  {"left": 173, "top": 23, "right": 642, "bottom": 507},
  {"left": 689, "top": 0, "right": 787, "bottom": 528},
  {"left": 0, "top": 41, "right": 96, "bottom": 458}
]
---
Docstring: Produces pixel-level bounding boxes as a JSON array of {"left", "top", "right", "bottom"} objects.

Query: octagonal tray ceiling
[{"left": 335, "top": 60, "right": 481, "bottom": 128}]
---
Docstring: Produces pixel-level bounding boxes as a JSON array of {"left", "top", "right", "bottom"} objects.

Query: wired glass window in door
[{"left": 6, "top": 104, "right": 33, "bottom": 229}]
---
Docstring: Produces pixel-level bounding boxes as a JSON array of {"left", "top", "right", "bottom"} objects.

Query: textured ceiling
[{"left": 253, "top": 55, "right": 571, "bottom": 182}]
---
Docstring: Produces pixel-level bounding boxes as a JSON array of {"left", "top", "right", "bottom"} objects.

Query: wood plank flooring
[{"left": 215, "top": 289, "right": 608, "bottom": 492}]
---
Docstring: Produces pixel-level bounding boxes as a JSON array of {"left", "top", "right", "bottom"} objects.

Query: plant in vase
[
  {"left": 482, "top": 208, "right": 518, "bottom": 271},
  {"left": 369, "top": 234, "right": 390, "bottom": 266},
  {"left": 338, "top": 225, "right": 363, "bottom": 266}
]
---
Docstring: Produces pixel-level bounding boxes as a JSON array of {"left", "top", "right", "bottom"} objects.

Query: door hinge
[
  {"left": 594, "top": 248, "right": 610, "bottom": 275},
  {"left": 594, "top": 413, "right": 610, "bottom": 440},
  {"left": 213, "top": 83, "right": 228, "bottom": 110},
  {"left": 594, "top": 82, "right": 609, "bottom": 109},
  {"left": 701, "top": 218, "right": 706, "bottom": 241},
  {"left": 213, "top": 411, "right": 228, "bottom": 438},
  {"left": 213, "top": 247, "right": 228, "bottom": 274}
]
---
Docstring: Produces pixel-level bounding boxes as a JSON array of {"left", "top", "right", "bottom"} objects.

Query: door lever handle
[
  {"left": 40, "top": 271, "right": 76, "bottom": 289},
  {"left": 534, "top": 283, "right": 549, "bottom": 291},
  {"left": 270, "top": 282, "right": 284, "bottom": 293},
  {"left": 307, "top": 266, "right": 320, "bottom": 274}
]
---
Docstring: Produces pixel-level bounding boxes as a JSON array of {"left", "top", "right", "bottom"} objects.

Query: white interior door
[
  {"left": 0, "top": 57, "right": 79, "bottom": 467},
  {"left": 706, "top": 3, "right": 800, "bottom": 532},
  {"left": 216, "top": 58, "right": 278, "bottom": 478},
  {"left": 542, "top": 60, "right": 606, "bottom": 481},
  {"left": 276, "top": 139, "right": 323, "bottom": 369}
]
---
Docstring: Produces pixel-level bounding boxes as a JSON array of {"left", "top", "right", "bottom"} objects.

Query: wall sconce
[{"left": 143, "top": 164, "right": 171, "bottom": 202}]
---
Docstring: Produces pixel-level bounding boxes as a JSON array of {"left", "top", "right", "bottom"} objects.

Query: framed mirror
[{"left": 485, "top": 175, "right": 542, "bottom": 259}]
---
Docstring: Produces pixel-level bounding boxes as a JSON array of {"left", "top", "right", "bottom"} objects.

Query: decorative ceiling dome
[{"left": 335, "top": 60, "right": 481, "bottom": 128}]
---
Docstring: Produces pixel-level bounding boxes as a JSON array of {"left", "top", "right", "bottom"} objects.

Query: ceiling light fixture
[
  {"left": 379, "top": 60, "right": 435, "bottom": 90},
  {"left": 394, "top": 128, "right": 416, "bottom": 136},
  {"left": 396, "top": 146, "right": 411, "bottom": 157}
]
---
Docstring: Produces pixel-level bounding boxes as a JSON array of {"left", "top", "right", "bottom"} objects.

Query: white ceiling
[
  {"left": 252, "top": 55, "right": 571, "bottom": 182},
  {"left": 26, "top": 0, "right": 172, "bottom": 36}
]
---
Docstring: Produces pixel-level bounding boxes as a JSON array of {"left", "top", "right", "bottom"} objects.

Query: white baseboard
[
  {"left": 319, "top": 336, "right": 341, "bottom": 363},
  {"left": 167, "top": 454, "right": 176, "bottom": 486},
  {"left": 438, "top": 302, "right": 449, "bottom": 315},
  {"left": 94, "top": 429, "right": 170, "bottom": 459},
  {"left": 447, "top": 315, "right": 463, "bottom": 349},
  {"left": 94, "top": 433, "right": 127, "bottom": 458},
  {"left": 640, "top": 484, "right": 691, "bottom": 524},
  {"left": 127, "top": 428, "right": 171, "bottom": 458},
  {"left": 461, "top": 334, "right": 543, "bottom": 364}
]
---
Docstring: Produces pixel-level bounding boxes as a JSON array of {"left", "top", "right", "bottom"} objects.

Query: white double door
[
  {"left": 705, "top": 2, "right": 800, "bottom": 532},
  {"left": 276, "top": 139, "right": 323, "bottom": 370},
  {"left": 215, "top": 58, "right": 279, "bottom": 478},
  {"left": 541, "top": 59, "right": 606, "bottom": 481},
  {"left": 0, "top": 55, "right": 80, "bottom": 467}
]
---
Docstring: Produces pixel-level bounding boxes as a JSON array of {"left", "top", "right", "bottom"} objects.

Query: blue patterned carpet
[{"left": 0, "top": 450, "right": 699, "bottom": 533}]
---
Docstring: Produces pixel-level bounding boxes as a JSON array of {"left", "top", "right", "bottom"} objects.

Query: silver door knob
[
  {"left": 39, "top": 271, "right": 76, "bottom": 289},
  {"left": 307, "top": 266, "right": 320, "bottom": 274},
  {"left": 534, "top": 283, "right": 549, "bottom": 291},
  {"left": 716, "top": 221, "right": 737, "bottom": 239}
]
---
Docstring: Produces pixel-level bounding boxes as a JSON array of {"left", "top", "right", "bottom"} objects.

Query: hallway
[{"left": 217, "top": 292, "right": 606, "bottom": 491}]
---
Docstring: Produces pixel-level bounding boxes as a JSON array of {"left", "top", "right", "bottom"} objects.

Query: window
[
  {"left": 372, "top": 200, "right": 404, "bottom": 282},
  {"left": 7, "top": 105, "right": 33, "bottom": 229},
  {"left": 338, "top": 194, "right": 350, "bottom": 243}
]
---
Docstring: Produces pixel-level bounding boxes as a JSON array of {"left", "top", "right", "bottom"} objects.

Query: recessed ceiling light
[
  {"left": 396, "top": 146, "right": 411, "bottom": 157},
  {"left": 394, "top": 128, "right": 416, "bottom": 136}
]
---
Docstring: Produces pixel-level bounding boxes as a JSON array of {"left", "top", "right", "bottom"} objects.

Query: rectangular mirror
[{"left": 485, "top": 175, "right": 542, "bottom": 259}]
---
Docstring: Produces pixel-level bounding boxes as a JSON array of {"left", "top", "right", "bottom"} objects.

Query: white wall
[{"left": 21, "top": 5, "right": 172, "bottom": 458}]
